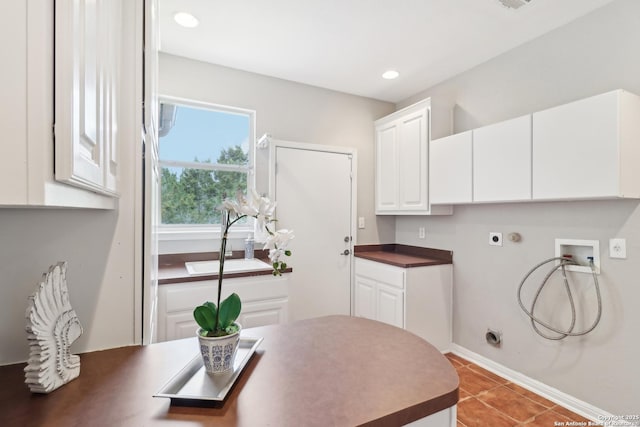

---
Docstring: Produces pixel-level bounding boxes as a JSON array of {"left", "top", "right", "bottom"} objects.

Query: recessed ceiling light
[
  {"left": 174, "top": 12, "right": 199, "bottom": 28},
  {"left": 382, "top": 70, "right": 400, "bottom": 80}
]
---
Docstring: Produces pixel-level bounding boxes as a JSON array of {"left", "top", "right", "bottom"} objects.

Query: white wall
[
  {"left": 0, "top": 0, "right": 141, "bottom": 365},
  {"left": 396, "top": 0, "right": 640, "bottom": 414},
  {"left": 158, "top": 53, "right": 396, "bottom": 247}
]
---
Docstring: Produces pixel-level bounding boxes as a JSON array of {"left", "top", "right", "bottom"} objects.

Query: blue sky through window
[{"left": 159, "top": 104, "right": 250, "bottom": 164}]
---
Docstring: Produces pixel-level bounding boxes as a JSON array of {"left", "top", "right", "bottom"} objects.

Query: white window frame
[{"left": 157, "top": 95, "right": 256, "bottom": 244}]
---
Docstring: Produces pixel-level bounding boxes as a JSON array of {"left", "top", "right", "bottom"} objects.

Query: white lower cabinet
[
  {"left": 157, "top": 275, "right": 289, "bottom": 342},
  {"left": 354, "top": 258, "right": 452, "bottom": 351},
  {"left": 354, "top": 273, "right": 404, "bottom": 329}
]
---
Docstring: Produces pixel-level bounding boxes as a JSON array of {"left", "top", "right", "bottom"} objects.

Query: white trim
[
  {"left": 132, "top": 0, "right": 145, "bottom": 345},
  {"left": 159, "top": 159, "right": 251, "bottom": 173},
  {"left": 159, "top": 224, "right": 254, "bottom": 241},
  {"left": 450, "top": 343, "right": 617, "bottom": 423}
]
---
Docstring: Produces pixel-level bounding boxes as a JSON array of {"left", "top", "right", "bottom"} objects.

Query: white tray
[{"left": 154, "top": 336, "right": 263, "bottom": 407}]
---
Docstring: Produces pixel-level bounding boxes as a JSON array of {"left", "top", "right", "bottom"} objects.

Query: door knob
[{"left": 340, "top": 249, "right": 350, "bottom": 256}]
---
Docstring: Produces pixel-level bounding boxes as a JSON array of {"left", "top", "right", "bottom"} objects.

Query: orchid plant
[{"left": 193, "top": 190, "right": 294, "bottom": 337}]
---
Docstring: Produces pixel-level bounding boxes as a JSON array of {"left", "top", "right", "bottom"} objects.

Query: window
[{"left": 158, "top": 98, "right": 255, "bottom": 234}]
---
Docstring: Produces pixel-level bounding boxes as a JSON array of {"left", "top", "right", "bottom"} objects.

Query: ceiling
[{"left": 159, "top": 0, "right": 615, "bottom": 103}]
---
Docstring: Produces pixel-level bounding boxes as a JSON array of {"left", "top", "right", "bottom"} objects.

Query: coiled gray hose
[{"left": 517, "top": 257, "right": 602, "bottom": 340}]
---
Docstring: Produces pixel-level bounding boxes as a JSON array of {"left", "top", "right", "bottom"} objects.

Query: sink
[{"left": 185, "top": 259, "right": 273, "bottom": 276}]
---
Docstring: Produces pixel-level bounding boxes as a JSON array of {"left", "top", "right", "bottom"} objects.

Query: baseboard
[{"left": 449, "top": 343, "right": 617, "bottom": 423}]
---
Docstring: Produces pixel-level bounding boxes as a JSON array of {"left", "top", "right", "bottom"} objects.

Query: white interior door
[{"left": 272, "top": 143, "right": 354, "bottom": 321}]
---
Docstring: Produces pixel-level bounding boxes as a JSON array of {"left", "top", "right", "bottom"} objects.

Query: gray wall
[
  {"left": 397, "top": 0, "right": 640, "bottom": 413},
  {"left": 159, "top": 53, "right": 396, "bottom": 246}
]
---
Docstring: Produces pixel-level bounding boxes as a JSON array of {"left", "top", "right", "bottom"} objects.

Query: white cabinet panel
[
  {"left": 0, "top": 0, "right": 117, "bottom": 208},
  {"left": 375, "top": 123, "right": 399, "bottom": 211},
  {"left": 374, "top": 99, "right": 452, "bottom": 215},
  {"left": 533, "top": 90, "right": 640, "bottom": 200},
  {"left": 376, "top": 282, "right": 404, "bottom": 329},
  {"left": 54, "top": 0, "right": 120, "bottom": 196},
  {"left": 166, "top": 312, "right": 198, "bottom": 341},
  {"left": 157, "top": 275, "right": 290, "bottom": 342},
  {"left": 405, "top": 266, "right": 453, "bottom": 352},
  {"left": 354, "top": 258, "right": 404, "bottom": 328},
  {"left": 354, "top": 258, "right": 452, "bottom": 351},
  {"left": 430, "top": 131, "right": 473, "bottom": 204},
  {"left": 398, "top": 110, "right": 428, "bottom": 211},
  {"left": 473, "top": 115, "right": 531, "bottom": 202},
  {"left": 354, "top": 275, "right": 377, "bottom": 320},
  {"left": 239, "top": 299, "right": 288, "bottom": 329}
]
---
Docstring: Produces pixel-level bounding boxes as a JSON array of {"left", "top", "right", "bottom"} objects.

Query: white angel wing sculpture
[{"left": 24, "top": 262, "right": 83, "bottom": 393}]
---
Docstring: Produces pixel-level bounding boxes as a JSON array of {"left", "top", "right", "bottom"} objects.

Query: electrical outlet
[
  {"left": 358, "top": 217, "right": 365, "bottom": 229},
  {"left": 609, "top": 238, "right": 626, "bottom": 259},
  {"left": 418, "top": 227, "right": 426, "bottom": 239},
  {"left": 489, "top": 232, "right": 503, "bottom": 246}
]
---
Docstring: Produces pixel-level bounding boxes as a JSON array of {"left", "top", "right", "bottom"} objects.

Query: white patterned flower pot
[{"left": 197, "top": 325, "right": 241, "bottom": 374}]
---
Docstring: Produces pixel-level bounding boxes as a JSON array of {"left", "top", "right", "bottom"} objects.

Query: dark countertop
[
  {"left": 354, "top": 244, "right": 453, "bottom": 268},
  {"left": 158, "top": 251, "right": 292, "bottom": 285},
  {"left": 0, "top": 316, "right": 459, "bottom": 427}
]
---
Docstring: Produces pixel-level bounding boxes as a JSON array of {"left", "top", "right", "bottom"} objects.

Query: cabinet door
[
  {"left": 354, "top": 275, "right": 377, "bottom": 320},
  {"left": 376, "top": 282, "right": 404, "bottom": 329},
  {"left": 54, "top": 0, "right": 120, "bottom": 196},
  {"left": 430, "top": 131, "right": 472, "bottom": 204},
  {"left": 473, "top": 115, "right": 531, "bottom": 202},
  {"left": 239, "top": 299, "right": 289, "bottom": 329},
  {"left": 532, "top": 91, "right": 620, "bottom": 200},
  {"left": 165, "top": 311, "right": 198, "bottom": 341},
  {"left": 375, "top": 122, "right": 399, "bottom": 212},
  {"left": 397, "top": 108, "right": 429, "bottom": 211}
]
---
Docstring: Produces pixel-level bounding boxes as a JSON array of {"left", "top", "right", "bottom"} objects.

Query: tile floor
[{"left": 445, "top": 353, "right": 592, "bottom": 427}]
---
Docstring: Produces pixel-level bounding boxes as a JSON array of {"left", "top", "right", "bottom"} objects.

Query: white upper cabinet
[
  {"left": 0, "top": 0, "right": 117, "bottom": 208},
  {"left": 375, "top": 99, "right": 451, "bottom": 215},
  {"left": 54, "top": 0, "right": 121, "bottom": 196},
  {"left": 426, "top": 89, "right": 640, "bottom": 205},
  {"left": 430, "top": 131, "right": 473, "bottom": 204},
  {"left": 532, "top": 90, "right": 640, "bottom": 201},
  {"left": 473, "top": 114, "right": 532, "bottom": 202},
  {"left": 375, "top": 122, "right": 400, "bottom": 212}
]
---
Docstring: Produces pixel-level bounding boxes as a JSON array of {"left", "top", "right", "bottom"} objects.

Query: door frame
[{"left": 268, "top": 139, "right": 358, "bottom": 314}]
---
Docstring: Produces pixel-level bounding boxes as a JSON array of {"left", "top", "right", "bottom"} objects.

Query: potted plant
[{"left": 193, "top": 190, "right": 293, "bottom": 374}]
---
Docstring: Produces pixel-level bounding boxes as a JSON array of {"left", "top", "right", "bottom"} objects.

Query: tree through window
[{"left": 158, "top": 100, "right": 254, "bottom": 226}]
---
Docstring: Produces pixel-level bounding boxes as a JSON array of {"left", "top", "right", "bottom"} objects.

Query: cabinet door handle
[{"left": 340, "top": 249, "right": 350, "bottom": 256}]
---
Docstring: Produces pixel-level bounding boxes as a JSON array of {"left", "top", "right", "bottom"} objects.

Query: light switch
[{"left": 358, "top": 217, "right": 365, "bottom": 229}]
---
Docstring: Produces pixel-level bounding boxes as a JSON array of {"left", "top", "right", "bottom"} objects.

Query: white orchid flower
[
  {"left": 247, "top": 189, "right": 276, "bottom": 230},
  {"left": 268, "top": 248, "right": 286, "bottom": 264},
  {"left": 264, "top": 229, "right": 294, "bottom": 264},
  {"left": 234, "top": 191, "right": 258, "bottom": 217},
  {"left": 222, "top": 198, "right": 241, "bottom": 215},
  {"left": 220, "top": 190, "right": 292, "bottom": 275}
]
